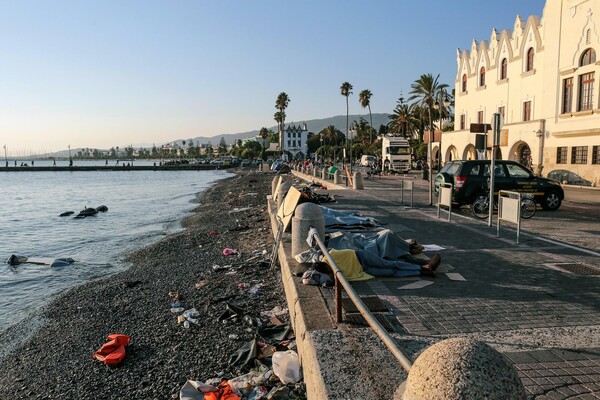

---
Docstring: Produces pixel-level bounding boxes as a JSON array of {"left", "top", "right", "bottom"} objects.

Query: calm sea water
[{"left": 0, "top": 169, "right": 231, "bottom": 334}]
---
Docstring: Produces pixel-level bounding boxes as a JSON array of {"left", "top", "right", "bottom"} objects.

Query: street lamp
[
  {"left": 3, "top": 145, "right": 7, "bottom": 168},
  {"left": 320, "top": 135, "right": 324, "bottom": 163},
  {"left": 433, "top": 90, "right": 451, "bottom": 168},
  {"left": 68, "top": 144, "right": 72, "bottom": 167}
]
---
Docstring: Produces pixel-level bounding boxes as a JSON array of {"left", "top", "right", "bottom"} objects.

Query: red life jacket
[{"left": 204, "top": 380, "right": 240, "bottom": 400}]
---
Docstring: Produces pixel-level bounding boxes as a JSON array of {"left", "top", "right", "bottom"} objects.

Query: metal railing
[{"left": 307, "top": 228, "right": 413, "bottom": 373}]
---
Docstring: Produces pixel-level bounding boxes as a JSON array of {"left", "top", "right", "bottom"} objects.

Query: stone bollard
[
  {"left": 277, "top": 181, "right": 293, "bottom": 209},
  {"left": 291, "top": 203, "right": 325, "bottom": 258},
  {"left": 313, "top": 167, "right": 318, "bottom": 177},
  {"left": 333, "top": 170, "right": 341, "bottom": 185},
  {"left": 353, "top": 171, "right": 364, "bottom": 190},
  {"left": 396, "top": 338, "right": 526, "bottom": 400},
  {"left": 321, "top": 167, "right": 327, "bottom": 180}
]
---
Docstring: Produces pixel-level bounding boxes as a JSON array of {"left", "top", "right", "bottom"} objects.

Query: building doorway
[{"left": 517, "top": 143, "right": 532, "bottom": 169}]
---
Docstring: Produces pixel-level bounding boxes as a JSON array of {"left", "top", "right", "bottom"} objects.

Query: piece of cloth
[
  {"left": 319, "top": 206, "right": 379, "bottom": 231},
  {"left": 179, "top": 380, "right": 218, "bottom": 400},
  {"left": 356, "top": 250, "right": 421, "bottom": 277},
  {"left": 323, "top": 249, "right": 373, "bottom": 281},
  {"left": 301, "top": 270, "right": 334, "bottom": 287},
  {"left": 327, "top": 229, "right": 413, "bottom": 259}
]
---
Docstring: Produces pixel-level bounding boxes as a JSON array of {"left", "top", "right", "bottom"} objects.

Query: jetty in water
[{"left": 0, "top": 165, "right": 224, "bottom": 172}]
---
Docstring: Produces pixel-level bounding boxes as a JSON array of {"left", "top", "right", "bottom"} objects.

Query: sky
[{"left": 0, "top": 0, "right": 546, "bottom": 155}]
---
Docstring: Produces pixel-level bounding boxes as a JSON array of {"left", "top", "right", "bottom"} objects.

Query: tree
[
  {"left": 358, "top": 89, "right": 374, "bottom": 143},
  {"left": 409, "top": 73, "right": 448, "bottom": 141},
  {"left": 275, "top": 92, "right": 290, "bottom": 155},
  {"left": 218, "top": 137, "right": 227, "bottom": 155},
  {"left": 388, "top": 97, "right": 420, "bottom": 138}
]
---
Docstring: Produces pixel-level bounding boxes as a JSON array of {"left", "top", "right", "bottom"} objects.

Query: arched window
[
  {"left": 526, "top": 48, "right": 535, "bottom": 72},
  {"left": 480, "top": 67, "right": 486, "bottom": 86},
  {"left": 580, "top": 48, "right": 596, "bottom": 66},
  {"left": 462, "top": 74, "right": 467, "bottom": 92},
  {"left": 500, "top": 58, "right": 508, "bottom": 80}
]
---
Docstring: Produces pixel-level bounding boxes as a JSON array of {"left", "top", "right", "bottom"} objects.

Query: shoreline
[{"left": 0, "top": 170, "right": 284, "bottom": 399}]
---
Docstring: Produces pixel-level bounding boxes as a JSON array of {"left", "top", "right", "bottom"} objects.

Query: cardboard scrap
[
  {"left": 398, "top": 280, "right": 434, "bottom": 290},
  {"left": 446, "top": 272, "right": 466, "bottom": 281}
]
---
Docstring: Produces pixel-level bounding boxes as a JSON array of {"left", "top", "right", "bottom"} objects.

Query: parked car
[
  {"left": 434, "top": 160, "right": 564, "bottom": 211},
  {"left": 240, "top": 159, "right": 250, "bottom": 167}
]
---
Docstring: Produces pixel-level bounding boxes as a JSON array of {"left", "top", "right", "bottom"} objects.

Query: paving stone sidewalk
[{"left": 312, "top": 173, "right": 600, "bottom": 399}]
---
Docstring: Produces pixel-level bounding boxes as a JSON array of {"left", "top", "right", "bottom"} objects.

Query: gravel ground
[{"left": 0, "top": 170, "right": 293, "bottom": 399}]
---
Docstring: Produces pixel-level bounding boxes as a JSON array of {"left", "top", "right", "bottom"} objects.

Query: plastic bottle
[
  {"left": 271, "top": 350, "right": 302, "bottom": 384},
  {"left": 183, "top": 320, "right": 190, "bottom": 329}
]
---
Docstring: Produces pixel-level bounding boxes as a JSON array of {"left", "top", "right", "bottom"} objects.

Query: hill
[{"left": 176, "top": 113, "right": 391, "bottom": 146}]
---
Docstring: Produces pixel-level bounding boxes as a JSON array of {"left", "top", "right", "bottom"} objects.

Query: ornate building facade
[{"left": 447, "top": 0, "right": 600, "bottom": 186}]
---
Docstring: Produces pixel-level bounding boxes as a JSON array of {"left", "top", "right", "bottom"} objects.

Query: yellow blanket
[{"left": 324, "top": 249, "right": 373, "bottom": 281}]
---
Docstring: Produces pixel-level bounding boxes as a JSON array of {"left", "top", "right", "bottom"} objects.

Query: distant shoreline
[{"left": 0, "top": 165, "right": 224, "bottom": 172}]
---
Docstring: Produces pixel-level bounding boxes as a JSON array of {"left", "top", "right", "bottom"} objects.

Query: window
[
  {"left": 526, "top": 48, "right": 534, "bottom": 71},
  {"left": 580, "top": 48, "right": 596, "bottom": 66},
  {"left": 498, "top": 106, "right": 505, "bottom": 120},
  {"left": 506, "top": 164, "right": 531, "bottom": 178},
  {"left": 571, "top": 146, "right": 588, "bottom": 164},
  {"left": 460, "top": 114, "right": 465, "bottom": 130},
  {"left": 462, "top": 74, "right": 467, "bottom": 92},
  {"left": 578, "top": 72, "right": 594, "bottom": 111},
  {"left": 562, "top": 78, "right": 573, "bottom": 114},
  {"left": 483, "top": 164, "right": 506, "bottom": 177},
  {"left": 287, "top": 132, "right": 291, "bottom": 138},
  {"left": 500, "top": 58, "right": 508, "bottom": 80},
  {"left": 480, "top": 67, "right": 486, "bottom": 86},
  {"left": 593, "top": 146, "right": 600, "bottom": 164},
  {"left": 477, "top": 111, "right": 484, "bottom": 123},
  {"left": 468, "top": 165, "right": 481, "bottom": 176},
  {"left": 556, "top": 147, "right": 568, "bottom": 164},
  {"left": 523, "top": 101, "right": 532, "bottom": 121}
]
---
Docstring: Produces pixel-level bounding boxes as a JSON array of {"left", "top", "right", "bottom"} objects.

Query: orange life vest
[{"left": 203, "top": 380, "right": 241, "bottom": 400}]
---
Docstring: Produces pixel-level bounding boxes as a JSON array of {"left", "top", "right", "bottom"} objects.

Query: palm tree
[
  {"left": 358, "top": 89, "right": 373, "bottom": 143},
  {"left": 388, "top": 98, "right": 420, "bottom": 138},
  {"left": 340, "top": 81, "right": 353, "bottom": 142},
  {"left": 275, "top": 92, "right": 290, "bottom": 156},
  {"left": 409, "top": 73, "right": 448, "bottom": 139}
]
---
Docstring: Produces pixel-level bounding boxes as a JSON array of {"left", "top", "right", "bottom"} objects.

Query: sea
[{"left": 0, "top": 161, "right": 232, "bottom": 338}]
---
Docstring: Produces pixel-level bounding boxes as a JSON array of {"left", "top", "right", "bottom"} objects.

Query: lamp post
[
  {"left": 3, "top": 145, "right": 7, "bottom": 168},
  {"left": 428, "top": 107, "right": 434, "bottom": 206},
  {"left": 68, "top": 144, "right": 72, "bottom": 167},
  {"left": 433, "top": 89, "right": 451, "bottom": 169},
  {"left": 320, "top": 135, "right": 324, "bottom": 164}
]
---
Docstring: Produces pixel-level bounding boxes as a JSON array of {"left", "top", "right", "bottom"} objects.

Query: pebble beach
[{"left": 0, "top": 171, "right": 293, "bottom": 399}]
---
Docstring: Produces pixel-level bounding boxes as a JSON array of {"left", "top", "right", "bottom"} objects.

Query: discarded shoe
[{"left": 427, "top": 254, "right": 442, "bottom": 271}]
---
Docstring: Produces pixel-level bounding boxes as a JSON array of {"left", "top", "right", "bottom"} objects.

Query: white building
[
  {"left": 447, "top": 0, "right": 600, "bottom": 186},
  {"left": 283, "top": 123, "right": 308, "bottom": 159}
]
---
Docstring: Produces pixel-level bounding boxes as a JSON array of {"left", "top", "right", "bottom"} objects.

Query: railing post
[{"left": 335, "top": 277, "right": 343, "bottom": 323}]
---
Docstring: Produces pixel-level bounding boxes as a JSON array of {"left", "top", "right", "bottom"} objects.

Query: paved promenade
[{"left": 280, "top": 170, "right": 600, "bottom": 399}]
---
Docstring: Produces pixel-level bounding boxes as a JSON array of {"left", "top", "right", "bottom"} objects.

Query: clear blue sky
[{"left": 0, "top": 0, "right": 546, "bottom": 154}]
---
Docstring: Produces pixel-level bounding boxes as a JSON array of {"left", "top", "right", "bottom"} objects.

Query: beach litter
[
  {"left": 223, "top": 248, "right": 238, "bottom": 256},
  {"left": 92, "top": 334, "right": 131, "bottom": 366}
]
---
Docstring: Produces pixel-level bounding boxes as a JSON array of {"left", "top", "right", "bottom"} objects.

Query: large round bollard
[
  {"left": 321, "top": 167, "right": 328, "bottom": 180},
  {"left": 398, "top": 338, "right": 526, "bottom": 400},
  {"left": 291, "top": 203, "right": 325, "bottom": 257},
  {"left": 333, "top": 170, "right": 341, "bottom": 185},
  {"left": 313, "top": 167, "right": 318, "bottom": 177},
  {"left": 353, "top": 171, "right": 364, "bottom": 190},
  {"left": 277, "top": 181, "right": 293, "bottom": 208}
]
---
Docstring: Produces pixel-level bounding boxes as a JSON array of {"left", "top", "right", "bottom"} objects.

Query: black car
[{"left": 434, "top": 160, "right": 564, "bottom": 211}]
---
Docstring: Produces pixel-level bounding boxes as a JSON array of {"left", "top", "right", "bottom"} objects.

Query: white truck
[{"left": 381, "top": 136, "right": 411, "bottom": 173}]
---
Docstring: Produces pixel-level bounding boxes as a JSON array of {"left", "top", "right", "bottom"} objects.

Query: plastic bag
[{"left": 272, "top": 350, "right": 302, "bottom": 384}]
